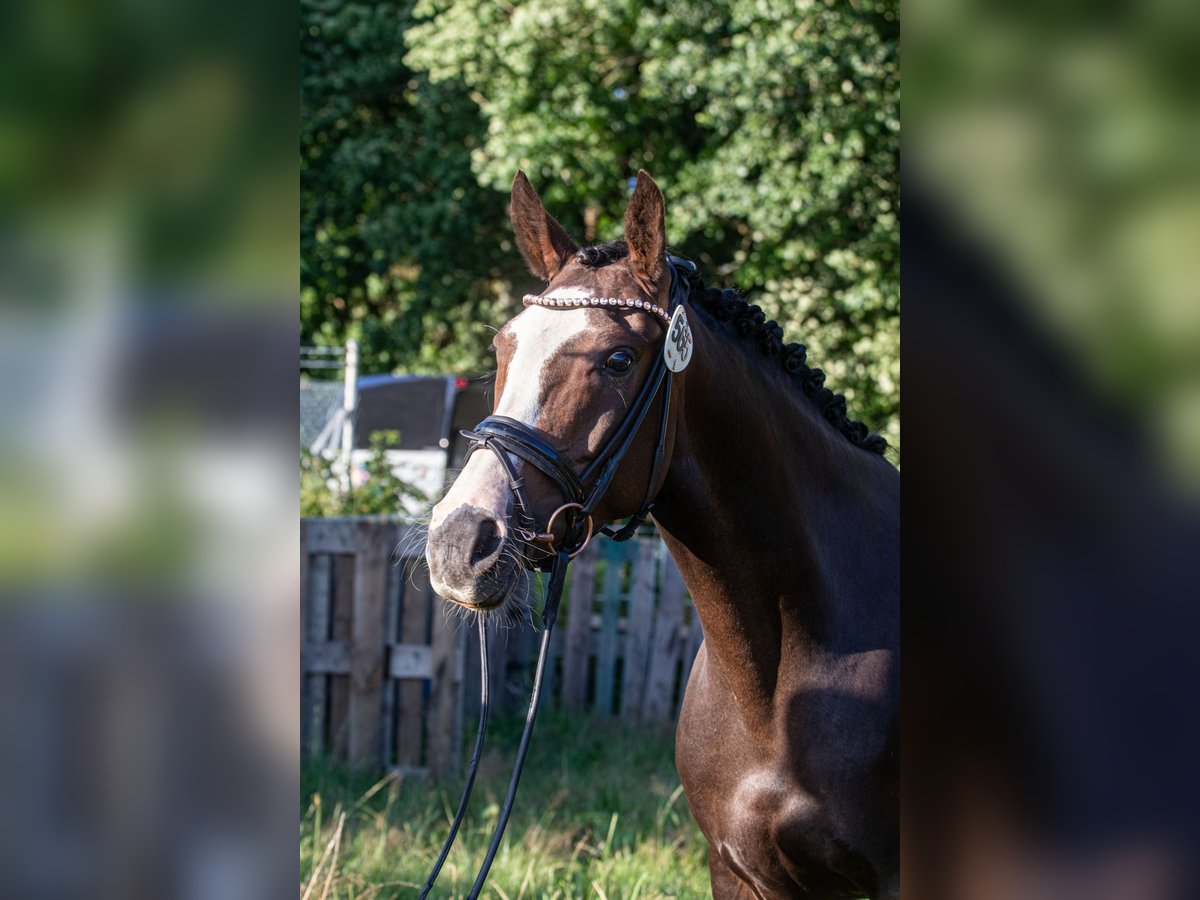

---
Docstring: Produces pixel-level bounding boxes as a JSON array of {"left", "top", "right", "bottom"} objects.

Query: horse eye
[{"left": 605, "top": 349, "right": 634, "bottom": 373}]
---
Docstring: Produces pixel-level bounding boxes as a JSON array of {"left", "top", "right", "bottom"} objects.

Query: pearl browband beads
[{"left": 522, "top": 293, "right": 671, "bottom": 324}]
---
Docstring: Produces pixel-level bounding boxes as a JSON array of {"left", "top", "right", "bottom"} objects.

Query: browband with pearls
[{"left": 522, "top": 293, "right": 670, "bottom": 324}]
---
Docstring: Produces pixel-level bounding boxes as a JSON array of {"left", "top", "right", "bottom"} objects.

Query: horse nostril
[{"left": 470, "top": 517, "right": 502, "bottom": 566}]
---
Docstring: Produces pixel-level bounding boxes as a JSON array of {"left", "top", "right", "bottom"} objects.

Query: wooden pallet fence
[
  {"left": 302, "top": 519, "right": 703, "bottom": 776},
  {"left": 301, "top": 518, "right": 466, "bottom": 776}
]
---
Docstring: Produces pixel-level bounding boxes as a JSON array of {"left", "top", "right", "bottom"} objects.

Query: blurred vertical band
[
  {"left": 0, "top": 0, "right": 298, "bottom": 898},
  {"left": 904, "top": 0, "right": 1200, "bottom": 896}
]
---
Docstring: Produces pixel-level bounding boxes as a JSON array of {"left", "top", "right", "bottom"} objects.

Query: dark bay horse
[{"left": 425, "top": 171, "right": 899, "bottom": 899}]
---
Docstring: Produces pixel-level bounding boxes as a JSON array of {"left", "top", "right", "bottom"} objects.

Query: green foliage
[
  {"left": 405, "top": 0, "right": 899, "bottom": 447},
  {"left": 301, "top": 0, "right": 519, "bottom": 375},
  {"left": 301, "top": 710, "right": 709, "bottom": 898},
  {"left": 301, "top": 430, "right": 425, "bottom": 517},
  {"left": 302, "top": 0, "right": 899, "bottom": 448}
]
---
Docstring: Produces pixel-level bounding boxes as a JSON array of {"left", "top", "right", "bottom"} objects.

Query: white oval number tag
[{"left": 663, "top": 306, "right": 693, "bottom": 372}]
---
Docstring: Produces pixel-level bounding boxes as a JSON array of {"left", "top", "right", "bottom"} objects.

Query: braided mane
[{"left": 575, "top": 241, "right": 888, "bottom": 455}]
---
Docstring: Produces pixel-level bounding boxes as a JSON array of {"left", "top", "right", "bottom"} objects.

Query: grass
[{"left": 300, "top": 710, "right": 711, "bottom": 899}]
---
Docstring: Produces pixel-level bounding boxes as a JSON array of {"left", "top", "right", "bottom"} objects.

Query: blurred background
[
  {"left": 906, "top": 0, "right": 1200, "bottom": 489},
  {"left": 0, "top": 0, "right": 298, "bottom": 898},
  {"left": 904, "top": 0, "right": 1200, "bottom": 896}
]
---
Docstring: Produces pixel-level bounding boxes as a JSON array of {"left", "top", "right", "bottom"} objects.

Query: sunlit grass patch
[{"left": 301, "top": 711, "right": 709, "bottom": 899}]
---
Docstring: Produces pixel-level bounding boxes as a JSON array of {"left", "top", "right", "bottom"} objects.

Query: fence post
[
  {"left": 682, "top": 602, "right": 705, "bottom": 695},
  {"left": 621, "top": 539, "right": 657, "bottom": 721},
  {"left": 643, "top": 553, "right": 687, "bottom": 720},
  {"left": 340, "top": 338, "right": 358, "bottom": 493},
  {"left": 395, "top": 554, "right": 432, "bottom": 770},
  {"left": 305, "top": 551, "right": 332, "bottom": 757},
  {"left": 347, "top": 520, "right": 389, "bottom": 767},
  {"left": 593, "top": 541, "right": 627, "bottom": 715},
  {"left": 427, "top": 592, "right": 466, "bottom": 777},
  {"left": 561, "top": 544, "right": 597, "bottom": 710}
]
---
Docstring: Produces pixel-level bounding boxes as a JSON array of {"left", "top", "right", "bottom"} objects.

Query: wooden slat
[
  {"left": 327, "top": 554, "right": 355, "bottom": 761},
  {"left": 304, "top": 640, "right": 351, "bottom": 674},
  {"left": 593, "top": 541, "right": 626, "bottom": 716},
  {"left": 681, "top": 600, "right": 705, "bottom": 700},
  {"left": 643, "top": 552, "right": 687, "bottom": 720},
  {"left": 427, "top": 581, "right": 465, "bottom": 777},
  {"left": 331, "top": 555, "right": 355, "bottom": 640},
  {"left": 621, "top": 540, "right": 657, "bottom": 721},
  {"left": 306, "top": 518, "right": 360, "bottom": 554},
  {"left": 543, "top": 582, "right": 565, "bottom": 708},
  {"left": 306, "top": 552, "right": 332, "bottom": 756},
  {"left": 459, "top": 617, "right": 483, "bottom": 737},
  {"left": 347, "top": 522, "right": 390, "bottom": 767},
  {"left": 503, "top": 572, "right": 541, "bottom": 707},
  {"left": 381, "top": 555, "right": 402, "bottom": 769},
  {"left": 395, "top": 560, "right": 431, "bottom": 769},
  {"left": 486, "top": 616, "right": 507, "bottom": 709},
  {"left": 561, "top": 544, "right": 597, "bottom": 710},
  {"left": 389, "top": 643, "right": 433, "bottom": 679}
]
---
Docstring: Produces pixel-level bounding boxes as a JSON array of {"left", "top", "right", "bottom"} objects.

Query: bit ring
[{"left": 533, "top": 502, "right": 594, "bottom": 558}]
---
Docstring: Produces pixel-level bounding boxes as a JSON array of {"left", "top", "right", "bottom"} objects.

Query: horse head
[{"left": 426, "top": 171, "right": 681, "bottom": 610}]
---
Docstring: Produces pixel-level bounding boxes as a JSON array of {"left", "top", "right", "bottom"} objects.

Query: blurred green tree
[
  {"left": 405, "top": 0, "right": 899, "bottom": 446},
  {"left": 303, "top": 0, "right": 899, "bottom": 448},
  {"left": 301, "top": 0, "right": 520, "bottom": 375}
]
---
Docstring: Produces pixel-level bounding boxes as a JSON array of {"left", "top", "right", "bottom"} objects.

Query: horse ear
[
  {"left": 624, "top": 170, "right": 666, "bottom": 290},
  {"left": 509, "top": 171, "right": 578, "bottom": 281}
]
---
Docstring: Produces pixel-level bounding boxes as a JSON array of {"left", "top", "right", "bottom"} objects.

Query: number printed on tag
[{"left": 663, "top": 306, "right": 693, "bottom": 372}]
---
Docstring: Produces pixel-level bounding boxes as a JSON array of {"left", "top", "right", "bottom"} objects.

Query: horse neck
[{"left": 652, "top": 311, "right": 899, "bottom": 729}]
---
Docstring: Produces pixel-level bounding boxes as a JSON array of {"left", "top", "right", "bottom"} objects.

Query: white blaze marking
[
  {"left": 494, "top": 304, "right": 589, "bottom": 423},
  {"left": 428, "top": 451, "right": 512, "bottom": 530},
  {"left": 430, "top": 304, "right": 591, "bottom": 529}
]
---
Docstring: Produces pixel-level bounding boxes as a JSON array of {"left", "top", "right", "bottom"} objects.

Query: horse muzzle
[{"left": 426, "top": 504, "right": 522, "bottom": 609}]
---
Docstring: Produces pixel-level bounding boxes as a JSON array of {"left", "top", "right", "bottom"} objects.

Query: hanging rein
[{"left": 418, "top": 256, "right": 695, "bottom": 898}]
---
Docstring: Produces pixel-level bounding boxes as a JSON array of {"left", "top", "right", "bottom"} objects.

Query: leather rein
[{"left": 418, "top": 256, "right": 694, "bottom": 898}]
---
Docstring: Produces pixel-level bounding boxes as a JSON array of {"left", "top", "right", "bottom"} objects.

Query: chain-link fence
[{"left": 300, "top": 345, "right": 348, "bottom": 450}]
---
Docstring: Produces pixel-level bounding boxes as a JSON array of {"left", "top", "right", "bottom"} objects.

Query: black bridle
[{"left": 418, "top": 256, "right": 693, "bottom": 898}]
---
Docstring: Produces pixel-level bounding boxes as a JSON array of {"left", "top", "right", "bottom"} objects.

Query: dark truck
[{"left": 303, "top": 374, "right": 492, "bottom": 515}]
